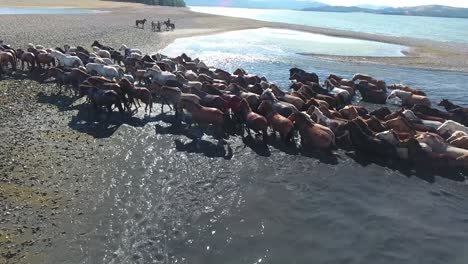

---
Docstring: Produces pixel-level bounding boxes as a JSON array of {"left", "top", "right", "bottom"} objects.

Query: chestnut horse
[
  {"left": 258, "top": 100, "right": 294, "bottom": 143},
  {"left": 236, "top": 99, "right": 269, "bottom": 142},
  {"left": 178, "top": 98, "right": 226, "bottom": 144},
  {"left": 288, "top": 112, "right": 335, "bottom": 151}
]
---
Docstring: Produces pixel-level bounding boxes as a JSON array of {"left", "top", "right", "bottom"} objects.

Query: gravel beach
[{"left": 2, "top": 3, "right": 468, "bottom": 263}]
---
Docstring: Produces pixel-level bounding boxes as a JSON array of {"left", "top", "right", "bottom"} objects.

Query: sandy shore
[
  {"left": 1, "top": 4, "right": 468, "bottom": 72},
  {"left": 1, "top": 4, "right": 468, "bottom": 263}
]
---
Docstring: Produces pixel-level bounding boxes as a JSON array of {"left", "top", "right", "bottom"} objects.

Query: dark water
[
  {"left": 0, "top": 8, "right": 107, "bottom": 15},
  {"left": 49, "top": 32, "right": 468, "bottom": 264}
]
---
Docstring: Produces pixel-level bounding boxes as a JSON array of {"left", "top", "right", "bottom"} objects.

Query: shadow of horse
[
  {"left": 242, "top": 135, "right": 271, "bottom": 157},
  {"left": 346, "top": 151, "right": 465, "bottom": 183},
  {"left": 175, "top": 139, "right": 233, "bottom": 160}
]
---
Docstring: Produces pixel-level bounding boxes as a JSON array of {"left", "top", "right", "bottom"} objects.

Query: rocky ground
[{"left": 0, "top": 72, "right": 111, "bottom": 263}]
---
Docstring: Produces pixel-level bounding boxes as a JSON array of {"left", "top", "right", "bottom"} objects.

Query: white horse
[
  {"left": 86, "top": 63, "right": 123, "bottom": 80},
  {"left": 91, "top": 47, "right": 111, "bottom": 59},
  {"left": 119, "top": 44, "right": 142, "bottom": 57},
  {"left": 50, "top": 50, "right": 83, "bottom": 68},
  {"left": 184, "top": 70, "right": 198, "bottom": 81},
  {"left": 144, "top": 68, "right": 177, "bottom": 84},
  {"left": 388, "top": 90, "right": 431, "bottom": 107},
  {"left": 308, "top": 105, "right": 329, "bottom": 125},
  {"left": 437, "top": 120, "right": 468, "bottom": 137}
]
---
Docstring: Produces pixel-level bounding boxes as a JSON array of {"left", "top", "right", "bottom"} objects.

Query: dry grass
[{"left": 0, "top": 0, "right": 142, "bottom": 9}]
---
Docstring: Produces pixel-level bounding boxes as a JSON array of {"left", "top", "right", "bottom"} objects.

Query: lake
[
  {"left": 0, "top": 7, "right": 108, "bottom": 15},
  {"left": 191, "top": 6, "right": 468, "bottom": 44}
]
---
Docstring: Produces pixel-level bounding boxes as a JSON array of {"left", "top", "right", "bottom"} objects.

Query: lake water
[
  {"left": 0, "top": 7, "right": 107, "bottom": 15},
  {"left": 162, "top": 28, "right": 468, "bottom": 107},
  {"left": 164, "top": 28, "right": 407, "bottom": 58},
  {"left": 191, "top": 6, "right": 468, "bottom": 44}
]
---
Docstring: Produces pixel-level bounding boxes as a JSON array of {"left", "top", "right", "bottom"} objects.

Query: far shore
[{"left": 1, "top": 1, "right": 468, "bottom": 73}]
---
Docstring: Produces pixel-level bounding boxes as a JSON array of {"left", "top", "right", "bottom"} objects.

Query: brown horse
[
  {"left": 258, "top": 100, "right": 294, "bottom": 142},
  {"left": 178, "top": 98, "right": 226, "bottom": 144},
  {"left": 119, "top": 79, "right": 152, "bottom": 114},
  {"left": 16, "top": 49, "right": 35, "bottom": 71},
  {"left": 0, "top": 51, "right": 16, "bottom": 72},
  {"left": 35, "top": 52, "right": 55, "bottom": 69},
  {"left": 236, "top": 99, "right": 268, "bottom": 142},
  {"left": 288, "top": 112, "right": 335, "bottom": 151},
  {"left": 47, "top": 67, "right": 72, "bottom": 92}
]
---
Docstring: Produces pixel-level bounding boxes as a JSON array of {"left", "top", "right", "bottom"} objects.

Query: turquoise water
[
  {"left": 191, "top": 6, "right": 468, "bottom": 44},
  {"left": 0, "top": 8, "right": 108, "bottom": 15}
]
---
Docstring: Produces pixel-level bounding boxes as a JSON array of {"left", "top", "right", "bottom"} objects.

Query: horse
[
  {"left": 438, "top": 99, "right": 468, "bottom": 113},
  {"left": 119, "top": 44, "right": 142, "bottom": 58},
  {"left": 288, "top": 112, "right": 335, "bottom": 151},
  {"left": 0, "top": 51, "right": 16, "bottom": 72},
  {"left": 178, "top": 98, "right": 225, "bottom": 144},
  {"left": 164, "top": 20, "right": 175, "bottom": 31},
  {"left": 16, "top": 49, "right": 35, "bottom": 71},
  {"left": 260, "top": 89, "right": 298, "bottom": 118},
  {"left": 91, "top": 41, "right": 114, "bottom": 51},
  {"left": 136, "top": 19, "right": 147, "bottom": 29},
  {"left": 437, "top": 120, "right": 468, "bottom": 138},
  {"left": 389, "top": 84, "right": 426, "bottom": 96},
  {"left": 355, "top": 81, "right": 387, "bottom": 104},
  {"left": 344, "top": 118, "right": 399, "bottom": 157},
  {"left": 388, "top": 90, "right": 431, "bottom": 107},
  {"left": 91, "top": 47, "right": 111, "bottom": 59},
  {"left": 269, "top": 84, "right": 305, "bottom": 110},
  {"left": 144, "top": 68, "right": 177, "bottom": 85},
  {"left": 289, "top": 68, "right": 319, "bottom": 84},
  {"left": 86, "top": 63, "right": 123, "bottom": 80},
  {"left": 190, "top": 87, "right": 228, "bottom": 112},
  {"left": 119, "top": 79, "right": 152, "bottom": 114},
  {"left": 50, "top": 50, "right": 83, "bottom": 69},
  {"left": 235, "top": 99, "right": 268, "bottom": 143},
  {"left": 47, "top": 67, "right": 73, "bottom": 92},
  {"left": 258, "top": 100, "right": 294, "bottom": 142},
  {"left": 82, "top": 86, "right": 124, "bottom": 115}
]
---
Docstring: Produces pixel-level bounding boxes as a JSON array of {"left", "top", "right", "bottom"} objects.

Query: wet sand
[{"left": 2, "top": 4, "right": 468, "bottom": 263}]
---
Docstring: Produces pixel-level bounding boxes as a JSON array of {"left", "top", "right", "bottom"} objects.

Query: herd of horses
[
  {"left": 136, "top": 18, "right": 175, "bottom": 32},
  {"left": 2, "top": 40, "right": 468, "bottom": 172}
]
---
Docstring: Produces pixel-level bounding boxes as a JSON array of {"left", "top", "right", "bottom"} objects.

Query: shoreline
[{"left": 1, "top": 3, "right": 467, "bottom": 72}]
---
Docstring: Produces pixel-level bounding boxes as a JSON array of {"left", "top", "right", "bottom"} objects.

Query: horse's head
[
  {"left": 260, "top": 89, "right": 276, "bottom": 101},
  {"left": 402, "top": 110, "right": 420, "bottom": 122},
  {"left": 438, "top": 99, "right": 450, "bottom": 107}
]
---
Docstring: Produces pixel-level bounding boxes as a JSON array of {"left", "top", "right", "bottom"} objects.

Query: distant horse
[
  {"left": 151, "top": 21, "right": 161, "bottom": 32},
  {"left": 164, "top": 20, "right": 175, "bottom": 31},
  {"left": 136, "top": 19, "right": 147, "bottom": 29}
]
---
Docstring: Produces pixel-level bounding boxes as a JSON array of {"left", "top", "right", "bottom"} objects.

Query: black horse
[{"left": 136, "top": 19, "right": 147, "bottom": 29}]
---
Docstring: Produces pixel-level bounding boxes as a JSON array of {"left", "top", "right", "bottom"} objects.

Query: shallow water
[
  {"left": 164, "top": 28, "right": 407, "bottom": 58},
  {"left": 191, "top": 6, "right": 468, "bottom": 44},
  {"left": 49, "top": 29, "right": 468, "bottom": 264},
  {"left": 0, "top": 8, "right": 107, "bottom": 15}
]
